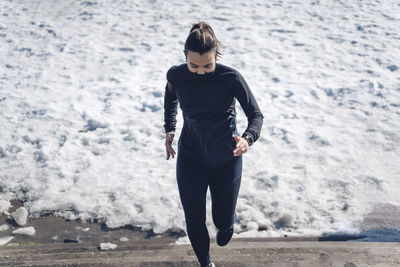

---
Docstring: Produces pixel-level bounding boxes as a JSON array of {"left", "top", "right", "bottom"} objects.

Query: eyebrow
[{"left": 189, "top": 62, "right": 212, "bottom": 67}]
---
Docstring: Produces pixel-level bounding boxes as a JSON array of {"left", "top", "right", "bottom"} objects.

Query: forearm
[
  {"left": 163, "top": 82, "right": 178, "bottom": 133},
  {"left": 233, "top": 72, "right": 264, "bottom": 145},
  {"left": 242, "top": 111, "right": 264, "bottom": 143}
]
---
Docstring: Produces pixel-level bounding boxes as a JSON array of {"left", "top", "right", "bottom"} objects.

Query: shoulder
[
  {"left": 216, "top": 63, "right": 243, "bottom": 79},
  {"left": 215, "top": 63, "right": 245, "bottom": 85},
  {"left": 166, "top": 63, "right": 187, "bottom": 84}
]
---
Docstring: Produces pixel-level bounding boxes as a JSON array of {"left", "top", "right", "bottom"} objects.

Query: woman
[{"left": 163, "top": 21, "right": 263, "bottom": 267}]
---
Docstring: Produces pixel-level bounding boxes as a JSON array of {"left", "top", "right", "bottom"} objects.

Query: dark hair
[{"left": 183, "top": 21, "right": 223, "bottom": 61}]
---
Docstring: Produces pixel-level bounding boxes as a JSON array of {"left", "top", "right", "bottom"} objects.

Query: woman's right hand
[{"left": 165, "top": 131, "right": 176, "bottom": 160}]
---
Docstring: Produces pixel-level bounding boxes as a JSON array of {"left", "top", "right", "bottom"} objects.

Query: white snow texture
[{"left": 0, "top": 0, "right": 399, "bottom": 240}]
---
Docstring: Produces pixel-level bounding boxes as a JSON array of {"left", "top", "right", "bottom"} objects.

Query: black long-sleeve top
[{"left": 163, "top": 62, "right": 264, "bottom": 168}]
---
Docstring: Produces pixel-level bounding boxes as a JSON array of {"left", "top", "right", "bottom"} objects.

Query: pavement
[{"left": 1, "top": 236, "right": 400, "bottom": 266}]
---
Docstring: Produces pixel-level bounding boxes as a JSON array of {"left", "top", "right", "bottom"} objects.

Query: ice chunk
[
  {"left": 0, "top": 200, "right": 11, "bottom": 215},
  {"left": 12, "top": 226, "right": 36, "bottom": 236},
  {"left": 0, "top": 236, "right": 14, "bottom": 246},
  {"left": 0, "top": 224, "right": 10, "bottom": 231},
  {"left": 11, "top": 207, "right": 28, "bottom": 226},
  {"left": 100, "top": 242, "right": 117, "bottom": 250}
]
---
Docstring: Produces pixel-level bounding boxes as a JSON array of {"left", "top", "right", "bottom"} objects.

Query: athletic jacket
[{"left": 163, "top": 62, "right": 264, "bottom": 168}]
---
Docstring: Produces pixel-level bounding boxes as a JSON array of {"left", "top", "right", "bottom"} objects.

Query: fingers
[
  {"left": 166, "top": 146, "right": 176, "bottom": 160},
  {"left": 233, "top": 138, "right": 249, "bottom": 157},
  {"left": 170, "top": 149, "right": 176, "bottom": 159},
  {"left": 165, "top": 132, "right": 176, "bottom": 160},
  {"left": 166, "top": 150, "right": 172, "bottom": 160}
]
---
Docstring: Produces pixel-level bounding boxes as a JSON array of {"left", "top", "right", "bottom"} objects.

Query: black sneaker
[{"left": 216, "top": 227, "right": 233, "bottom": 246}]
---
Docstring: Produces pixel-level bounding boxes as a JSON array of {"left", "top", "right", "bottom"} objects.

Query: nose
[{"left": 197, "top": 70, "right": 205, "bottom": 75}]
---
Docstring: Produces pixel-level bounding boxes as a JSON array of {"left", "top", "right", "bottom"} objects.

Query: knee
[
  {"left": 213, "top": 216, "right": 234, "bottom": 231},
  {"left": 185, "top": 217, "right": 208, "bottom": 236},
  {"left": 213, "top": 210, "right": 237, "bottom": 231},
  {"left": 185, "top": 213, "right": 206, "bottom": 228}
]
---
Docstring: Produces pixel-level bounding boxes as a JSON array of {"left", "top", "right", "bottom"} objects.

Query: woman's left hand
[{"left": 233, "top": 135, "right": 249, "bottom": 157}]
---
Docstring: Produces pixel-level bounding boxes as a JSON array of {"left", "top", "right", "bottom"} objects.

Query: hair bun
[
  {"left": 190, "top": 21, "right": 209, "bottom": 33},
  {"left": 185, "top": 21, "right": 224, "bottom": 60}
]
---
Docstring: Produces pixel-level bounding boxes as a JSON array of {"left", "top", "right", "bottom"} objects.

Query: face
[{"left": 186, "top": 48, "right": 216, "bottom": 74}]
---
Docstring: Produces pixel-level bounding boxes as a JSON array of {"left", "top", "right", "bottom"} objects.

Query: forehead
[{"left": 187, "top": 49, "right": 216, "bottom": 64}]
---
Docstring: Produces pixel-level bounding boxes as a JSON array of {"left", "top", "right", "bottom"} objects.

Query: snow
[
  {"left": 11, "top": 207, "right": 28, "bottom": 226},
  {"left": 0, "top": 199, "right": 11, "bottom": 215},
  {"left": 100, "top": 242, "right": 117, "bottom": 250},
  {"left": 0, "top": 0, "right": 399, "bottom": 242},
  {"left": 0, "top": 236, "right": 14, "bottom": 246},
  {"left": 0, "top": 224, "right": 10, "bottom": 231},
  {"left": 12, "top": 226, "right": 36, "bottom": 236},
  {"left": 119, "top": 236, "right": 129, "bottom": 242}
]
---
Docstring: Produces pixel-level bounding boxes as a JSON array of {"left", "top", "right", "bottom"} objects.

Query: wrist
[
  {"left": 242, "top": 134, "right": 254, "bottom": 146},
  {"left": 166, "top": 131, "right": 175, "bottom": 138}
]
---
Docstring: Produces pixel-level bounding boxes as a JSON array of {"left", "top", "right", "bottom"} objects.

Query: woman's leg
[
  {"left": 176, "top": 152, "right": 211, "bottom": 266},
  {"left": 209, "top": 155, "right": 242, "bottom": 235}
]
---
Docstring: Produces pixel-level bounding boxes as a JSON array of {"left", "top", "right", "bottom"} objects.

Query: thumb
[{"left": 234, "top": 135, "right": 240, "bottom": 143}]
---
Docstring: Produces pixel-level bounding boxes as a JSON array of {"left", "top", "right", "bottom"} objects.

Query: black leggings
[{"left": 176, "top": 152, "right": 242, "bottom": 266}]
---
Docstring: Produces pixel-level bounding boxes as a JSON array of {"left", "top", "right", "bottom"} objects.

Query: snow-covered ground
[{"left": 1, "top": 0, "right": 399, "bottom": 243}]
